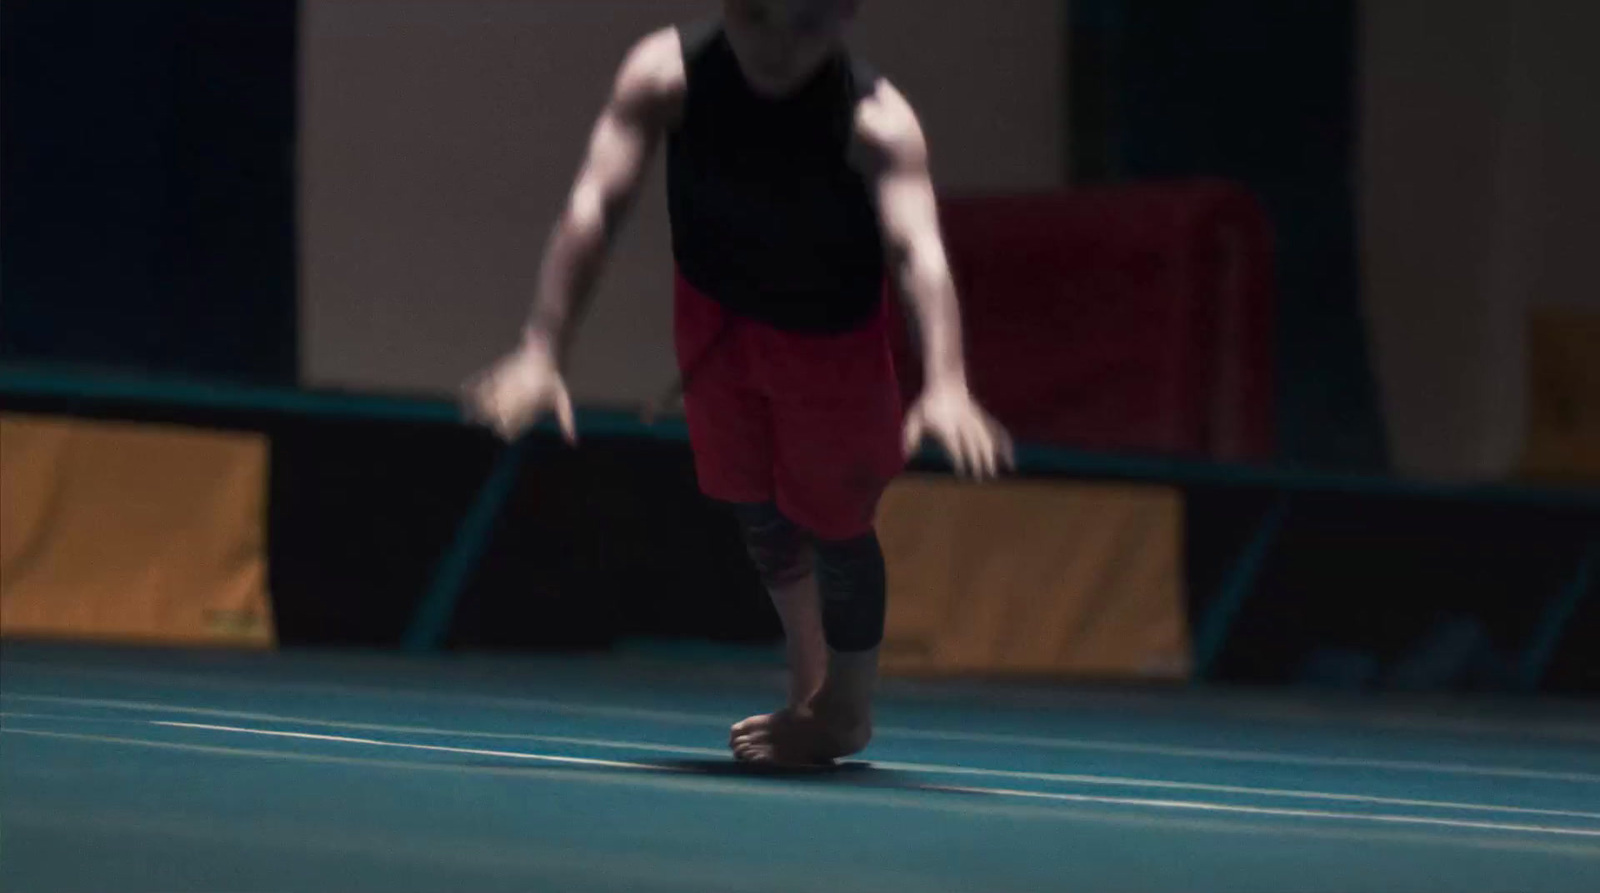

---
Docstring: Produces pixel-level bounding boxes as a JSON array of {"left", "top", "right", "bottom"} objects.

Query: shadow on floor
[{"left": 459, "top": 756, "right": 988, "bottom": 796}]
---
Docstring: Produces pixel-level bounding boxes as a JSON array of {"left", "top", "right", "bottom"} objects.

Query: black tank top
[{"left": 666, "top": 23, "right": 886, "bottom": 334}]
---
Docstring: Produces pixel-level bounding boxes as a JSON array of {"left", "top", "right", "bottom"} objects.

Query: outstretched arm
[
  {"left": 857, "top": 82, "right": 1013, "bottom": 478},
  {"left": 467, "top": 29, "right": 682, "bottom": 443},
  {"left": 525, "top": 28, "right": 684, "bottom": 361}
]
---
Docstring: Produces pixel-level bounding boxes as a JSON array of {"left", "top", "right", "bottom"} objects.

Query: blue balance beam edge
[{"left": 3, "top": 363, "right": 1596, "bottom": 509}]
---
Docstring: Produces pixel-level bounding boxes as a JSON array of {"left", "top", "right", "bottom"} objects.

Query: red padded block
[{"left": 893, "top": 180, "right": 1275, "bottom": 460}]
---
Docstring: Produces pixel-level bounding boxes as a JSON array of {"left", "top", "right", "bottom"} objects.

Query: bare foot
[
  {"left": 730, "top": 648, "right": 879, "bottom": 767},
  {"left": 729, "top": 705, "right": 871, "bottom": 767}
]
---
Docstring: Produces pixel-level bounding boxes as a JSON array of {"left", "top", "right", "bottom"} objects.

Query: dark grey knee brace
[
  {"left": 727, "top": 503, "right": 812, "bottom": 588},
  {"left": 814, "top": 533, "right": 887, "bottom": 653}
]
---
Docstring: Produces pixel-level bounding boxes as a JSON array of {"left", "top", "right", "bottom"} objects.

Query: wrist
[
  {"left": 921, "top": 366, "right": 968, "bottom": 396},
  {"left": 519, "top": 326, "right": 561, "bottom": 363}
]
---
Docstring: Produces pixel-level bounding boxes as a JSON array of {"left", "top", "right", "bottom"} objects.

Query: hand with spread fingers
[
  {"left": 902, "top": 382, "right": 1014, "bottom": 480},
  {"left": 462, "top": 342, "right": 577, "bottom": 445}
]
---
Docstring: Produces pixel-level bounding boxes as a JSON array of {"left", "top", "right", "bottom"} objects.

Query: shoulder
[
  {"left": 611, "top": 27, "right": 687, "bottom": 121},
  {"left": 852, "top": 76, "right": 928, "bottom": 173}
]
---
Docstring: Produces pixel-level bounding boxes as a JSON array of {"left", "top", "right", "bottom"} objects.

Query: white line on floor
[
  {"left": 917, "top": 783, "right": 1600, "bottom": 839},
  {"left": 16, "top": 655, "right": 1600, "bottom": 743},
  {"left": 5, "top": 706, "right": 1597, "bottom": 824},
  {"left": 14, "top": 726, "right": 1600, "bottom": 860},
  {"left": 7, "top": 722, "right": 1600, "bottom": 842},
  {"left": 882, "top": 725, "right": 1600, "bottom": 785},
  {"left": 7, "top": 688, "right": 1599, "bottom": 785}
]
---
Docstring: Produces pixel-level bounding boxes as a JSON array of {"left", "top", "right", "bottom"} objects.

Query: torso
[{"left": 665, "top": 22, "right": 886, "bottom": 334}]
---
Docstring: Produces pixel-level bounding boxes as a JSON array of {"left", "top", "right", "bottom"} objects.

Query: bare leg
[
  {"left": 732, "top": 529, "right": 884, "bottom": 766},
  {"left": 725, "top": 504, "right": 824, "bottom": 713},
  {"left": 810, "top": 647, "right": 876, "bottom": 749},
  {"left": 726, "top": 512, "right": 883, "bottom": 766},
  {"left": 726, "top": 567, "right": 827, "bottom": 761},
  {"left": 768, "top": 567, "right": 828, "bottom": 709}
]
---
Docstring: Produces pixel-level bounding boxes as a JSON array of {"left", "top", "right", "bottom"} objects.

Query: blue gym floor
[{"left": 2, "top": 642, "right": 1597, "bottom": 892}]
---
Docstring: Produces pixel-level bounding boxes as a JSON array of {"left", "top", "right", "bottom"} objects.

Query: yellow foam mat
[
  {"left": 877, "top": 475, "right": 1189, "bottom": 679},
  {"left": 1, "top": 414, "right": 275, "bottom": 646}
]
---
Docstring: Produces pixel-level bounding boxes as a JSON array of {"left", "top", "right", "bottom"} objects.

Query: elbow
[
  {"left": 559, "top": 186, "right": 615, "bottom": 254},
  {"left": 565, "top": 185, "right": 603, "bottom": 235}
]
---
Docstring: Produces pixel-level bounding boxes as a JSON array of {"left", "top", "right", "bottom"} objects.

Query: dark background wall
[
  {"left": 1071, "top": 0, "right": 1386, "bottom": 472},
  {"left": 1, "top": 0, "right": 297, "bottom": 383}
]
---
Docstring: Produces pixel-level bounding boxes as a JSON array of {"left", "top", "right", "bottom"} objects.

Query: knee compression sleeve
[
  {"left": 727, "top": 503, "right": 812, "bottom": 588},
  {"left": 814, "top": 533, "right": 887, "bottom": 653}
]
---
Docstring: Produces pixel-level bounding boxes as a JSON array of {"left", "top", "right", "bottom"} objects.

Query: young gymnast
[{"left": 467, "top": 0, "right": 1012, "bottom": 765}]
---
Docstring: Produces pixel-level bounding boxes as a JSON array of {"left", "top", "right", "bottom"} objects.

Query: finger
[
  {"left": 554, "top": 384, "right": 578, "bottom": 445},
  {"left": 972, "top": 424, "right": 998, "bottom": 481},
  {"left": 469, "top": 392, "right": 500, "bottom": 430},
  {"left": 483, "top": 386, "right": 517, "bottom": 434},
  {"left": 902, "top": 412, "right": 926, "bottom": 459},
  {"left": 498, "top": 402, "right": 528, "bottom": 442},
  {"left": 942, "top": 430, "right": 969, "bottom": 477},
  {"left": 491, "top": 410, "right": 515, "bottom": 443},
  {"left": 494, "top": 393, "right": 529, "bottom": 442},
  {"left": 943, "top": 425, "right": 971, "bottom": 479},
  {"left": 956, "top": 424, "right": 985, "bottom": 481},
  {"left": 972, "top": 422, "right": 998, "bottom": 483},
  {"left": 994, "top": 419, "right": 1017, "bottom": 471},
  {"left": 948, "top": 428, "right": 971, "bottom": 479},
  {"left": 961, "top": 427, "right": 988, "bottom": 481}
]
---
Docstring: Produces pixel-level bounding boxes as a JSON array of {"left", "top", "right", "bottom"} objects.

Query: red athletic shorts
[{"left": 674, "top": 272, "right": 905, "bottom": 540}]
